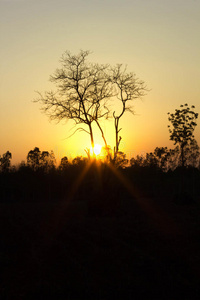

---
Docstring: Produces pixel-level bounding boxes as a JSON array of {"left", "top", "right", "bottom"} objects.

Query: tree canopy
[
  {"left": 168, "top": 104, "right": 198, "bottom": 167},
  {"left": 36, "top": 50, "right": 112, "bottom": 153}
]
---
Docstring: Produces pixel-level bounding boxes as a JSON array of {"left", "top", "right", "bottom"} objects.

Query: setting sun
[{"left": 90, "top": 144, "right": 102, "bottom": 156}]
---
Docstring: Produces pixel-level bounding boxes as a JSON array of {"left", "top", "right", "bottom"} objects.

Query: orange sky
[{"left": 1, "top": 0, "right": 200, "bottom": 165}]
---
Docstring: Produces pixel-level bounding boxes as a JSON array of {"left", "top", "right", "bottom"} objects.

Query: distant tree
[
  {"left": 130, "top": 154, "right": 145, "bottom": 168},
  {"left": 131, "top": 152, "right": 158, "bottom": 169},
  {"left": 165, "top": 147, "right": 180, "bottom": 171},
  {"left": 59, "top": 156, "right": 69, "bottom": 171},
  {"left": 168, "top": 104, "right": 198, "bottom": 167},
  {"left": 153, "top": 147, "right": 170, "bottom": 171},
  {"left": 36, "top": 50, "right": 112, "bottom": 153},
  {"left": 0, "top": 151, "right": 12, "bottom": 172},
  {"left": 109, "top": 64, "right": 147, "bottom": 160},
  {"left": 143, "top": 152, "right": 158, "bottom": 168},
  {"left": 163, "top": 141, "right": 200, "bottom": 170},
  {"left": 27, "top": 147, "right": 56, "bottom": 171},
  {"left": 113, "top": 151, "right": 128, "bottom": 168},
  {"left": 130, "top": 147, "right": 179, "bottom": 171},
  {"left": 40, "top": 150, "right": 56, "bottom": 171},
  {"left": 72, "top": 156, "right": 88, "bottom": 167},
  {"left": 27, "top": 147, "right": 41, "bottom": 170},
  {"left": 181, "top": 139, "right": 200, "bottom": 168}
]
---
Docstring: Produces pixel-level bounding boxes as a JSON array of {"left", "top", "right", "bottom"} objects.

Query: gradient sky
[{"left": 1, "top": 0, "right": 200, "bottom": 164}]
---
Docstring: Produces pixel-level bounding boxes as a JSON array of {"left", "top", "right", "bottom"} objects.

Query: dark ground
[{"left": 0, "top": 194, "right": 200, "bottom": 299}]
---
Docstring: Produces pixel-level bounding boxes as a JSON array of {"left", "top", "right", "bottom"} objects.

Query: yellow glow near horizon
[
  {"left": 1, "top": 1, "right": 200, "bottom": 165},
  {"left": 90, "top": 144, "right": 102, "bottom": 156}
]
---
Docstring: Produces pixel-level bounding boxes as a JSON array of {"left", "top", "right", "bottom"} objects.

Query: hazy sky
[{"left": 1, "top": 0, "right": 200, "bottom": 164}]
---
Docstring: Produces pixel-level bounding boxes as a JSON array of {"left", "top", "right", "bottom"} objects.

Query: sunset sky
[{"left": 1, "top": 0, "right": 200, "bottom": 165}]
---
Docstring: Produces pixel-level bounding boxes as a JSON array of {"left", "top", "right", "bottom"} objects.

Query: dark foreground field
[{"left": 0, "top": 195, "right": 200, "bottom": 300}]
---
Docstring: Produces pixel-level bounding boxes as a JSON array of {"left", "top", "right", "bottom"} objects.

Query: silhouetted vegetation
[
  {"left": 1, "top": 104, "right": 200, "bottom": 299},
  {"left": 168, "top": 104, "right": 198, "bottom": 167},
  {"left": 27, "top": 147, "right": 56, "bottom": 172},
  {"left": 1, "top": 140, "right": 200, "bottom": 205},
  {"left": 1, "top": 147, "right": 200, "bottom": 299},
  {"left": 109, "top": 64, "right": 147, "bottom": 159},
  {"left": 0, "top": 151, "right": 12, "bottom": 172},
  {"left": 36, "top": 50, "right": 147, "bottom": 159}
]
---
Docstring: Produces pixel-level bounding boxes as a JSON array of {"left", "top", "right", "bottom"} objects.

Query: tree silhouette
[
  {"left": 168, "top": 104, "right": 198, "bottom": 167},
  {"left": 153, "top": 147, "right": 170, "bottom": 171},
  {"left": 113, "top": 151, "right": 128, "bottom": 168},
  {"left": 59, "top": 156, "right": 69, "bottom": 171},
  {"left": 109, "top": 64, "right": 147, "bottom": 159},
  {"left": 72, "top": 156, "right": 87, "bottom": 166},
  {"left": 36, "top": 50, "right": 112, "bottom": 153},
  {"left": 0, "top": 151, "right": 12, "bottom": 172},
  {"left": 181, "top": 139, "right": 200, "bottom": 168},
  {"left": 27, "top": 147, "right": 56, "bottom": 171},
  {"left": 36, "top": 50, "right": 148, "bottom": 159},
  {"left": 40, "top": 150, "right": 56, "bottom": 172},
  {"left": 130, "top": 154, "right": 145, "bottom": 168},
  {"left": 27, "top": 147, "right": 41, "bottom": 170}
]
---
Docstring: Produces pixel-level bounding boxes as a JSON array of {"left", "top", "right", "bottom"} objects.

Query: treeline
[
  {"left": 1, "top": 144, "right": 200, "bottom": 206},
  {"left": 1, "top": 138, "right": 200, "bottom": 173}
]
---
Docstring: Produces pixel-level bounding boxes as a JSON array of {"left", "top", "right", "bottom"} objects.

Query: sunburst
[{"left": 90, "top": 144, "right": 102, "bottom": 156}]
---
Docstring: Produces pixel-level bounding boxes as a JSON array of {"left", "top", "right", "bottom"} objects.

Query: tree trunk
[
  {"left": 114, "top": 117, "right": 119, "bottom": 160},
  {"left": 89, "top": 123, "right": 94, "bottom": 155}
]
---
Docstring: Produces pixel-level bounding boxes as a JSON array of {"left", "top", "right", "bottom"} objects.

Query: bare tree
[
  {"left": 109, "top": 64, "right": 147, "bottom": 159},
  {"left": 36, "top": 51, "right": 148, "bottom": 160},
  {"left": 36, "top": 50, "right": 112, "bottom": 153}
]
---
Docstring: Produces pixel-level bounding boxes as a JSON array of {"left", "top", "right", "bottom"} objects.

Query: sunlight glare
[{"left": 90, "top": 144, "right": 102, "bottom": 156}]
